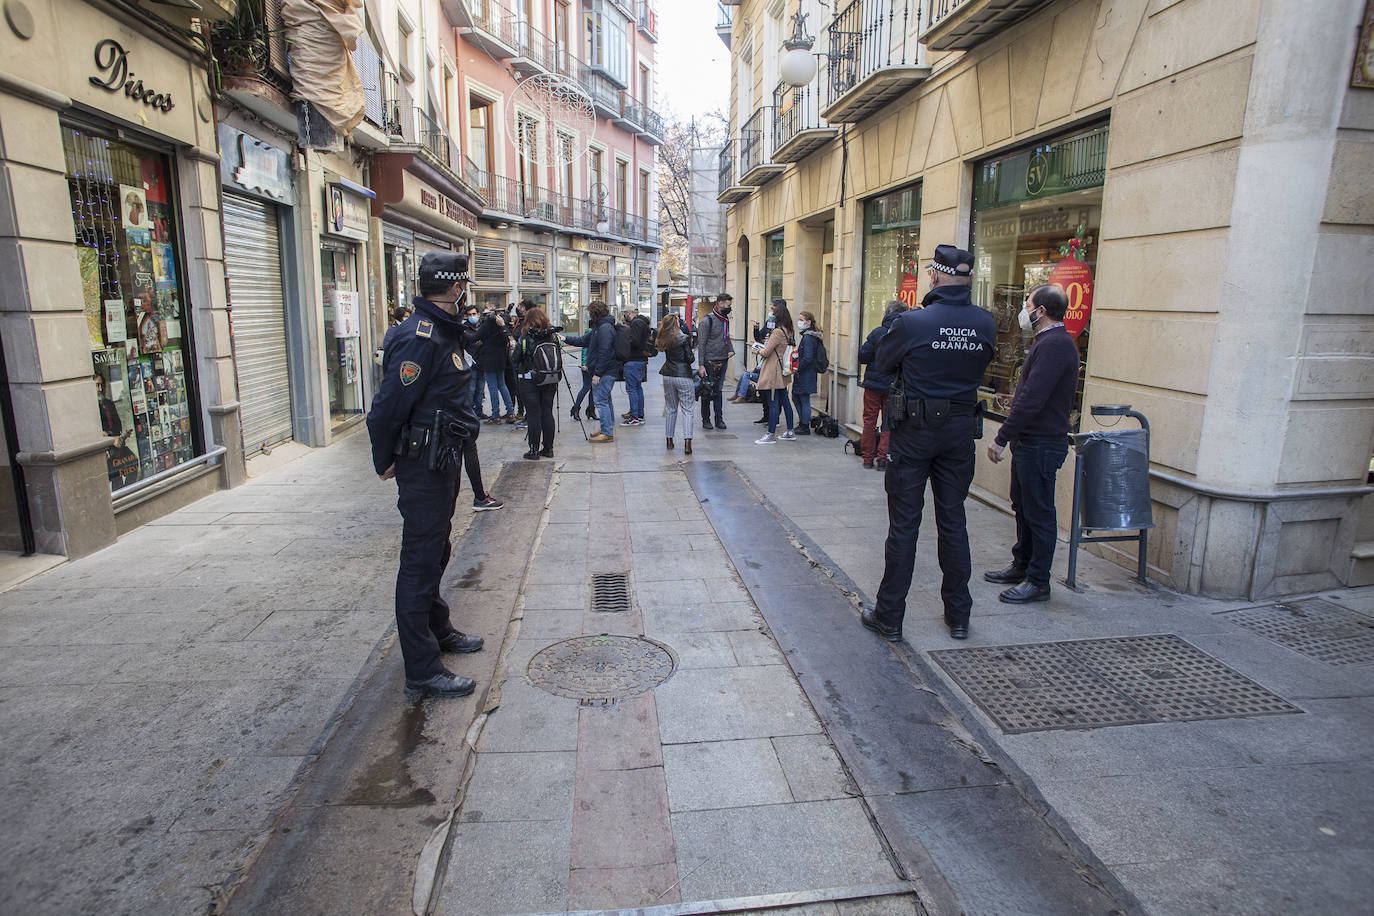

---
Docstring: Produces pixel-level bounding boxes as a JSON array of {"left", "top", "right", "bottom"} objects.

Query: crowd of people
[{"left": 369, "top": 246, "right": 1077, "bottom": 699}]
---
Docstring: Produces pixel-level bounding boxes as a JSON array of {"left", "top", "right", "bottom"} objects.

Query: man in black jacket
[
  {"left": 621, "top": 310, "right": 653, "bottom": 426},
  {"left": 862, "top": 245, "right": 996, "bottom": 643},
  {"left": 984, "top": 284, "right": 1080, "bottom": 604},
  {"left": 857, "top": 300, "right": 906, "bottom": 470},
  {"left": 586, "top": 300, "right": 619, "bottom": 442},
  {"left": 366, "top": 252, "right": 485, "bottom": 699}
]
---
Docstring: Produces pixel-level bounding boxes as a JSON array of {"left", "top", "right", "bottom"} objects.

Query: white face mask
[
  {"left": 798, "top": 320, "right": 810, "bottom": 330},
  {"left": 1018, "top": 304, "right": 1040, "bottom": 332}
]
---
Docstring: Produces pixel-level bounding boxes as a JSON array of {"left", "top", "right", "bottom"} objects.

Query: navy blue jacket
[
  {"left": 366, "top": 297, "right": 480, "bottom": 475},
  {"left": 994, "top": 325, "right": 1080, "bottom": 445},
  {"left": 858, "top": 309, "right": 903, "bottom": 393},
  {"left": 792, "top": 329, "right": 822, "bottom": 396},
  {"left": 585, "top": 315, "right": 619, "bottom": 377},
  {"left": 473, "top": 315, "right": 510, "bottom": 372},
  {"left": 874, "top": 285, "right": 996, "bottom": 403}
]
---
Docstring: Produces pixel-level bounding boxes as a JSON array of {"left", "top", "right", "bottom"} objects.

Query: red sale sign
[
  {"left": 1049, "top": 258, "right": 1093, "bottom": 338},
  {"left": 898, "top": 273, "right": 920, "bottom": 310}
]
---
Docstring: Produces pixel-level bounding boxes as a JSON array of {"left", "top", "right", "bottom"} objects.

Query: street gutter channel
[{"left": 684, "top": 460, "right": 1140, "bottom": 916}]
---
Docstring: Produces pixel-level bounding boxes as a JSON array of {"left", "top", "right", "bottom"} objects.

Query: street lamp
[{"left": 780, "top": 10, "right": 818, "bottom": 87}]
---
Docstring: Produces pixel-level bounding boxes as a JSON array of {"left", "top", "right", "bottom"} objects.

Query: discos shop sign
[{"left": 89, "top": 39, "right": 175, "bottom": 114}]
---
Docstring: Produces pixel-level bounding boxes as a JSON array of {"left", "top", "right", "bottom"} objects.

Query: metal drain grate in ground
[
  {"left": 527, "top": 634, "right": 677, "bottom": 703},
  {"left": 590, "top": 572, "right": 631, "bottom": 612},
  {"left": 930, "top": 634, "right": 1301, "bottom": 734},
  {"left": 1218, "top": 597, "right": 1374, "bottom": 666}
]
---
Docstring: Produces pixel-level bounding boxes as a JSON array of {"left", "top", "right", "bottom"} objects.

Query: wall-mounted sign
[
  {"left": 218, "top": 125, "right": 294, "bottom": 204},
  {"left": 588, "top": 255, "right": 611, "bottom": 277},
  {"left": 89, "top": 39, "right": 174, "bottom": 113},
  {"left": 420, "top": 188, "right": 478, "bottom": 231},
  {"left": 572, "top": 237, "right": 631, "bottom": 257},
  {"left": 638, "top": 265, "right": 655, "bottom": 288},
  {"left": 325, "top": 184, "right": 370, "bottom": 241},
  {"left": 520, "top": 251, "right": 548, "bottom": 285}
]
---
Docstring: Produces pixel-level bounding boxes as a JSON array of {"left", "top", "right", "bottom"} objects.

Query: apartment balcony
[
  {"left": 716, "top": 3, "right": 732, "bottom": 49},
  {"left": 823, "top": 0, "right": 929, "bottom": 123},
  {"left": 510, "top": 20, "right": 560, "bottom": 77},
  {"left": 458, "top": 0, "right": 519, "bottom": 59},
  {"left": 717, "top": 139, "right": 751, "bottom": 203},
  {"left": 922, "top": 0, "right": 1053, "bottom": 51},
  {"left": 465, "top": 159, "right": 661, "bottom": 247},
  {"left": 614, "top": 96, "right": 644, "bottom": 132},
  {"left": 576, "top": 62, "right": 624, "bottom": 119},
  {"left": 637, "top": 1, "right": 658, "bottom": 41},
  {"left": 772, "top": 78, "right": 838, "bottom": 163},
  {"left": 211, "top": 9, "right": 295, "bottom": 132},
  {"left": 738, "top": 107, "right": 785, "bottom": 186},
  {"left": 638, "top": 106, "right": 665, "bottom": 145}
]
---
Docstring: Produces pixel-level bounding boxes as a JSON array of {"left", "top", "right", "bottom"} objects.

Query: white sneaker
[
  {"left": 779, "top": 429, "right": 797, "bottom": 441},
  {"left": 755, "top": 433, "right": 776, "bottom": 444}
]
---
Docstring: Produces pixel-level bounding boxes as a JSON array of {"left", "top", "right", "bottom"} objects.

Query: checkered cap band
[
  {"left": 930, "top": 261, "right": 958, "bottom": 275},
  {"left": 432, "top": 270, "right": 469, "bottom": 281}
]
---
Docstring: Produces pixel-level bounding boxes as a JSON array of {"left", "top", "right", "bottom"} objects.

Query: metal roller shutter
[{"left": 224, "top": 193, "right": 294, "bottom": 454}]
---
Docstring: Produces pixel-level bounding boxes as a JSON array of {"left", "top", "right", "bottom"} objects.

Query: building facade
[
  {"left": 0, "top": 0, "right": 660, "bottom": 559},
  {"left": 717, "top": 0, "right": 1374, "bottom": 599}
]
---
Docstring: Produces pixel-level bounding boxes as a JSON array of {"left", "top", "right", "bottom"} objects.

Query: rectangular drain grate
[
  {"left": 590, "top": 572, "right": 631, "bottom": 613},
  {"left": 930, "top": 634, "right": 1301, "bottom": 734},
  {"left": 1218, "top": 597, "right": 1374, "bottom": 666}
]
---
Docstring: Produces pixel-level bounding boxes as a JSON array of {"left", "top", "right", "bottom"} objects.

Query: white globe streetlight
[{"left": 781, "top": 46, "right": 818, "bottom": 87}]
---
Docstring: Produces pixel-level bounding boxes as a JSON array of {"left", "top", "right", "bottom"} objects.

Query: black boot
[
  {"left": 539, "top": 445, "right": 553, "bottom": 458},
  {"left": 523, "top": 448, "right": 540, "bottom": 461},
  {"left": 571, "top": 407, "right": 581, "bottom": 421}
]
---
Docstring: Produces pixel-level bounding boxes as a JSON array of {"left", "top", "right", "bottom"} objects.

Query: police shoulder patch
[
  {"left": 399, "top": 361, "right": 422, "bottom": 386},
  {"left": 416, "top": 320, "right": 434, "bottom": 339}
]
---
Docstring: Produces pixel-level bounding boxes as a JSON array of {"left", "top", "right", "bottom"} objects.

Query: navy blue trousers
[
  {"left": 1010, "top": 437, "right": 1069, "bottom": 587},
  {"left": 874, "top": 418, "right": 977, "bottom": 630},
  {"left": 394, "top": 454, "right": 461, "bottom": 681}
]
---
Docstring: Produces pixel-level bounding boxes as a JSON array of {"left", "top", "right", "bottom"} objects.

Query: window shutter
[{"left": 474, "top": 244, "right": 508, "bottom": 285}]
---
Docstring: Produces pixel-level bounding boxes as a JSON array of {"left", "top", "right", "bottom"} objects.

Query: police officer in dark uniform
[
  {"left": 368, "top": 252, "right": 485, "bottom": 698},
  {"left": 861, "top": 244, "right": 996, "bottom": 642}
]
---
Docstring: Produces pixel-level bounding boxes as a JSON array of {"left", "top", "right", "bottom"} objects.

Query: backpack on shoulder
[
  {"left": 613, "top": 323, "right": 635, "bottom": 365},
  {"left": 531, "top": 338, "right": 563, "bottom": 386},
  {"left": 806, "top": 329, "right": 830, "bottom": 374}
]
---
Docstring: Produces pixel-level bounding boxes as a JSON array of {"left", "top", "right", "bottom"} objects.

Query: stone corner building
[{"left": 715, "top": 0, "right": 1374, "bottom": 600}]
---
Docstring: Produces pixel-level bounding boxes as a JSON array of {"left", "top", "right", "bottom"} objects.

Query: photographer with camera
[
  {"left": 513, "top": 307, "right": 563, "bottom": 459},
  {"left": 861, "top": 245, "right": 996, "bottom": 643},
  {"left": 367, "top": 252, "right": 488, "bottom": 699}
]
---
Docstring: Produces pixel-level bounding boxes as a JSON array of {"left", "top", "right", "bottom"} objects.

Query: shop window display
[
  {"left": 860, "top": 183, "right": 921, "bottom": 334},
  {"left": 764, "top": 231, "right": 784, "bottom": 303},
  {"left": 321, "top": 245, "right": 363, "bottom": 421},
  {"left": 558, "top": 277, "right": 582, "bottom": 333},
  {"left": 65, "top": 125, "right": 197, "bottom": 491},
  {"left": 971, "top": 124, "right": 1107, "bottom": 424}
]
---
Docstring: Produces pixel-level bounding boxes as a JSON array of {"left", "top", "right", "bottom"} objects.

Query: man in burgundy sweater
[{"left": 985, "top": 284, "right": 1080, "bottom": 603}]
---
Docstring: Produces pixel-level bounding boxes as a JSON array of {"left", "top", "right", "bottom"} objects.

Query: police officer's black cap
[
  {"left": 928, "top": 244, "right": 974, "bottom": 277},
  {"left": 419, "top": 251, "right": 470, "bottom": 284}
]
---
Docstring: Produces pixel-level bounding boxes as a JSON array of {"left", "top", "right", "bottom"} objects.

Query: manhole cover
[
  {"left": 591, "top": 572, "right": 631, "bottom": 613},
  {"left": 1218, "top": 597, "right": 1374, "bottom": 666},
  {"left": 930, "top": 634, "right": 1300, "bottom": 734},
  {"left": 527, "top": 635, "right": 677, "bottom": 702}
]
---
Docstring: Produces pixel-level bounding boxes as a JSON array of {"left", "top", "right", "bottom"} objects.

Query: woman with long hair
[
  {"left": 657, "top": 312, "right": 696, "bottom": 454},
  {"left": 512, "top": 307, "right": 561, "bottom": 459},
  {"left": 792, "top": 310, "right": 823, "bottom": 435},
  {"left": 753, "top": 299, "right": 796, "bottom": 444}
]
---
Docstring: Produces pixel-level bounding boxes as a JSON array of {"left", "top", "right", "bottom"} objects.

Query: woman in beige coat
[{"left": 754, "top": 299, "right": 797, "bottom": 444}]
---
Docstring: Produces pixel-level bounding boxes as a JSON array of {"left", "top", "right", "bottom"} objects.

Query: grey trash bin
[{"left": 1072, "top": 429, "right": 1153, "bottom": 531}]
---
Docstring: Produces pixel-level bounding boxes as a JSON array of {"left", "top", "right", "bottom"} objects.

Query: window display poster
[
  {"left": 104, "top": 299, "right": 127, "bottom": 344},
  {"left": 125, "top": 227, "right": 155, "bottom": 300},
  {"left": 93, "top": 347, "right": 138, "bottom": 487},
  {"left": 153, "top": 243, "right": 176, "bottom": 289},
  {"left": 80, "top": 246, "right": 105, "bottom": 350},
  {"left": 332, "top": 290, "right": 361, "bottom": 338},
  {"left": 120, "top": 185, "right": 149, "bottom": 230}
]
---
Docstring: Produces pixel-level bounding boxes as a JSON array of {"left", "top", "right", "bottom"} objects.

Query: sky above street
[{"left": 656, "top": 1, "right": 730, "bottom": 120}]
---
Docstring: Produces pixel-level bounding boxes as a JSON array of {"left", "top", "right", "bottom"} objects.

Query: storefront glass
[
  {"left": 520, "top": 291, "right": 549, "bottom": 308},
  {"left": 385, "top": 244, "right": 415, "bottom": 321},
  {"left": 558, "top": 278, "right": 582, "bottom": 332},
  {"left": 617, "top": 279, "right": 633, "bottom": 314},
  {"left": 64, "top": 124, "right": 198, "bottom": 491},
  {"left": 321, "top": 244, "right": 364, "bottom": 422},
  {"left": 764, "top": 230, "right": 784, "bottom": 303},
  {"left": 971, "top": 123, "right": 1107, "bottom": 423},
  {"left": 860, "top": 183, "right": 921, "bottom": 334}
]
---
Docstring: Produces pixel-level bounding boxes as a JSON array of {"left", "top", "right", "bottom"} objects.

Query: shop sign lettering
[
  {"left": 1049, "top": 258, "right": 1094, "bottom": 338},
  {"left": 588, "top": 255, "right": 611, "bottom": 276},
  {"left": 521, "top": 253, "right": 548, "bottom": 284},
  {"left": 978, "top": 209, "right": 1074, "bottom": 242},
  {"left": 89, "top": 39, "right": 174, "bottom": 113},
  {"left": 420, "top": 188, "right": 477, "bottom": 230}
]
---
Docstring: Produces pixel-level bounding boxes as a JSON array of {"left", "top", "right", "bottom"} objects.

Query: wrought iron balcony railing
[
  {"left": 639, "top": 106, "right": 665, "bottom": 142},
  {"left": 464, "top": 157, "right": 660, "bottom": 245},
  {"left": 210, "top": 4, "right": 291, "bottom": 97},
  {"left": 772, "top": 76, "right": 835, "bottom": 160},
  {"left": 824, "top": 0, "right": 927, "bottom": 122},
  {"left": 923, "top": 0, "right": 1053, "bottom": 51},
  {"left": 637, "top": 1, "right": 658, "bottom": 40},
  {"left": 718, "top": 139, "right": 736, "bottom": 196}
]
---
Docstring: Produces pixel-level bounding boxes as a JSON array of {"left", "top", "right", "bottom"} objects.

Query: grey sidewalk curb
[{"left": 723, "top": 461, "right": 1146, "bottom": 916}]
